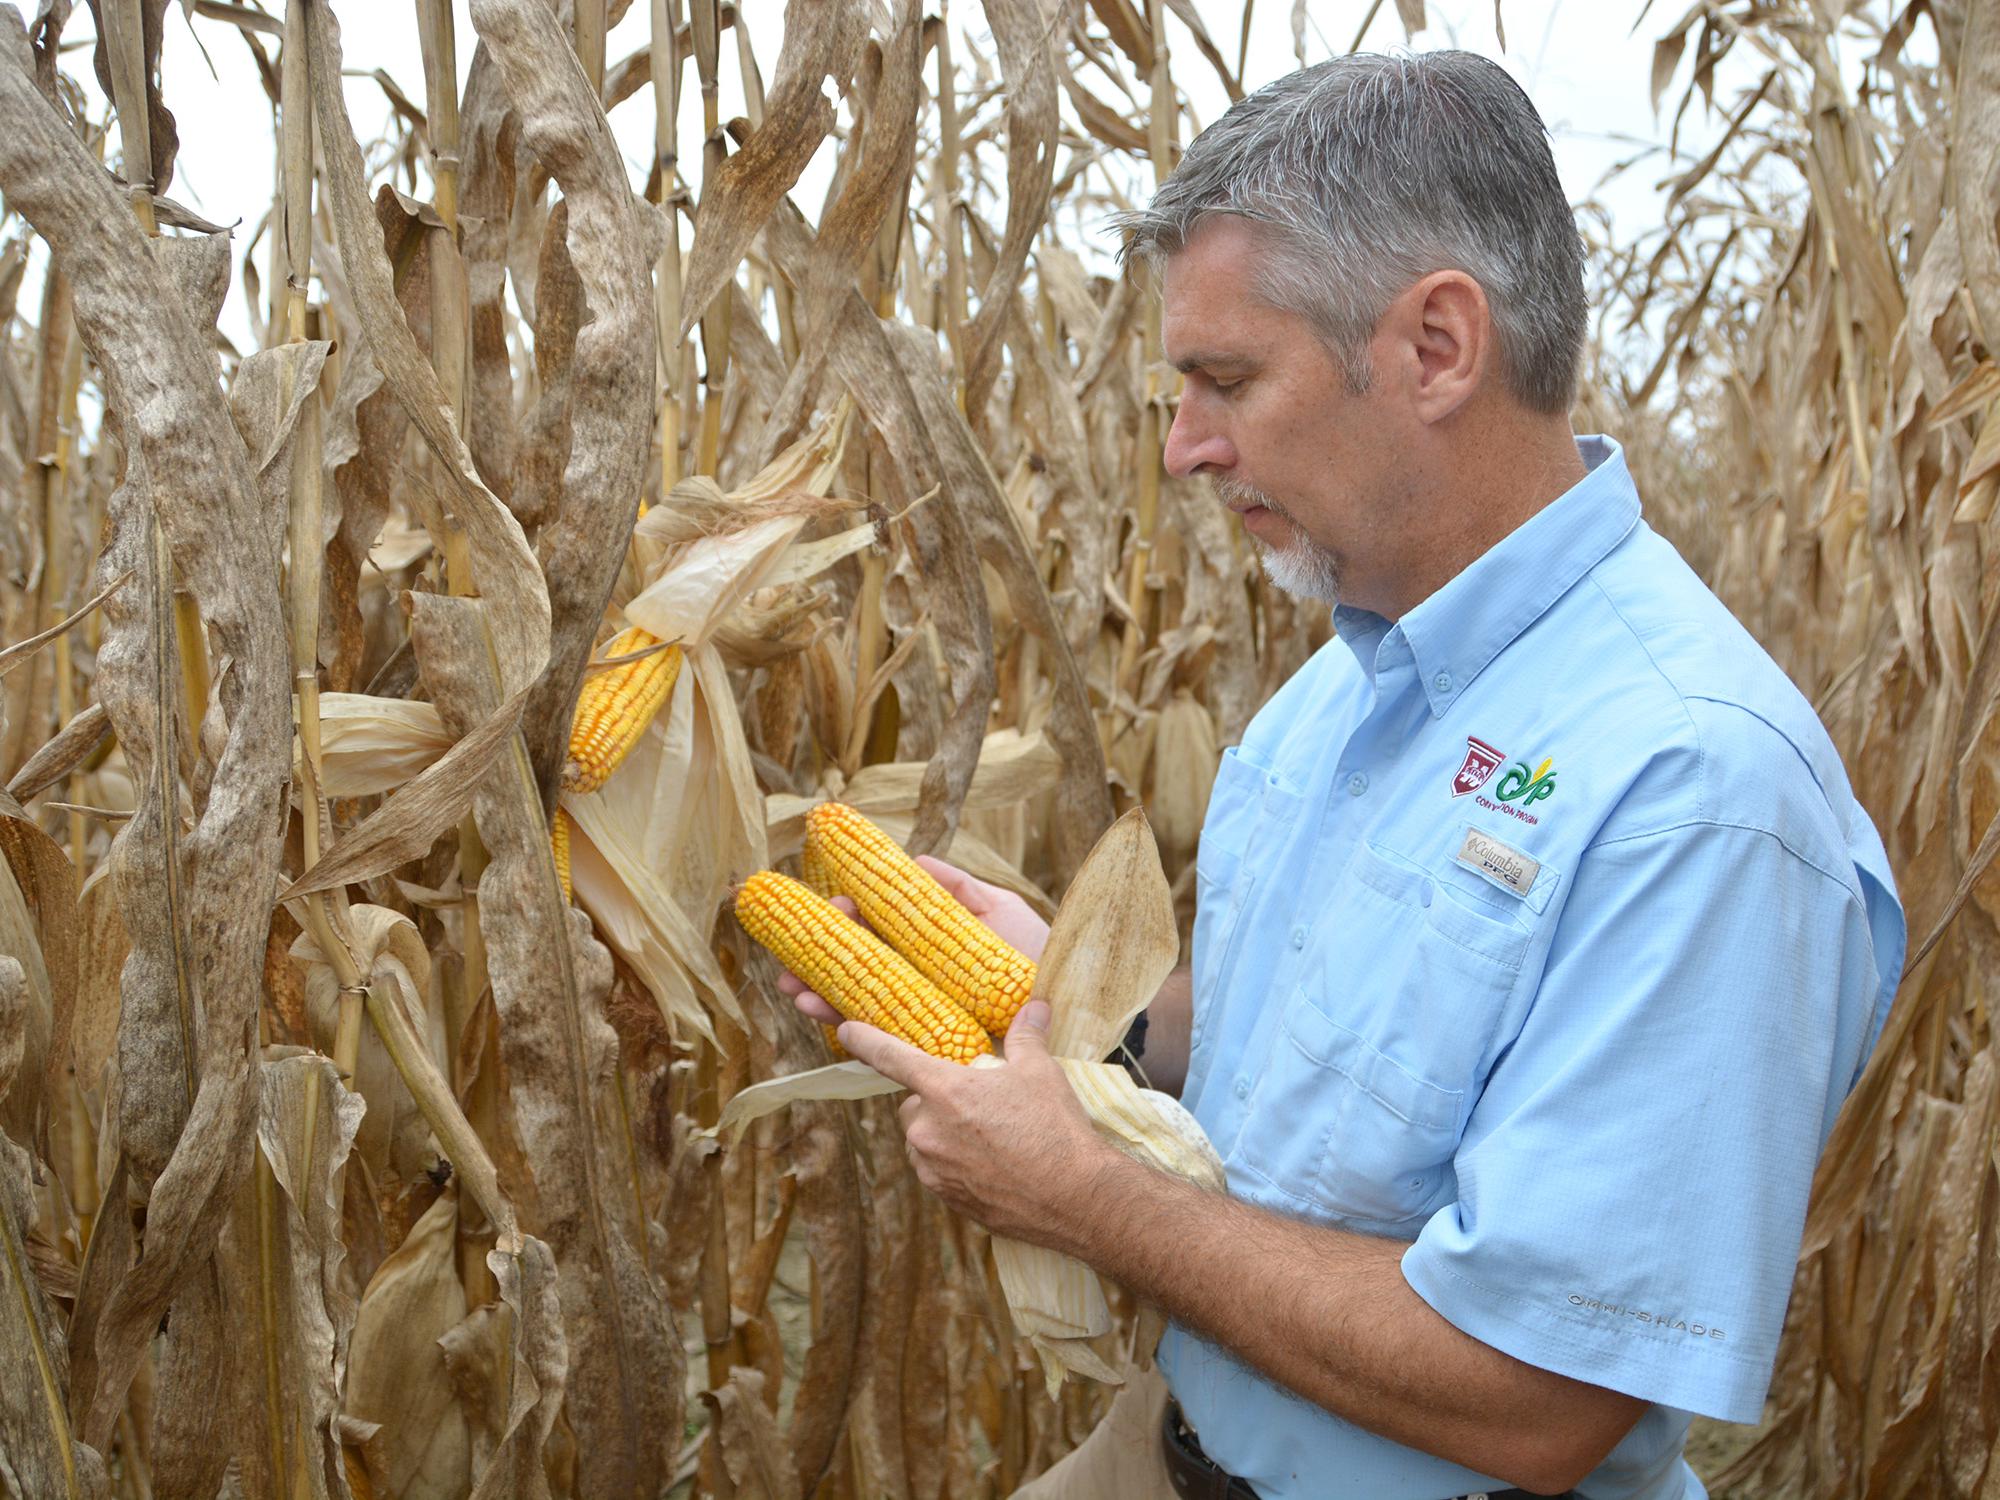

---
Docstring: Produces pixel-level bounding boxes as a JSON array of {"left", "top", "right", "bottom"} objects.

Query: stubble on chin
[{"left": 1214, "top": 478, "right": 1342, "bottom": 606}]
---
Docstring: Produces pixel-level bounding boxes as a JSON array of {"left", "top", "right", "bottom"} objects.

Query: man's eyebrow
[{"left": 1170, "top": 350, "right": 1256, "bottom": 374}]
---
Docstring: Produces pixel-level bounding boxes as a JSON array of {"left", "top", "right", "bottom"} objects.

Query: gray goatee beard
[{"left": 1215, "top": 478, "right": 1342, "bottom": 606}]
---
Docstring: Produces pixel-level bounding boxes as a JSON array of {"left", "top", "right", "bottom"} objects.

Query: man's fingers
[
  {"left": 793, "top": 990, "right": 841, "bottom": 1025},
  {"left": 913, "top": 854, "right": 996, "bottom": 913},
  {"left": 1002, "top": 999, "right": 1054, "bottom": 1062},
  {"left": 839, "top": 1020, "right": 955, "bottom": 1092}
]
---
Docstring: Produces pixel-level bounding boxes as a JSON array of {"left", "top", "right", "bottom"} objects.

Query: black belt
[
  {"left": 1158, "top": 1398, "right": 1572, "bottom": 1500},
  {"left": 1161, "top": 1399, "right": 1261, "bottom": 1500}
]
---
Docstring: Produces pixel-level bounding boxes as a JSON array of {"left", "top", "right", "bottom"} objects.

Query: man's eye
[{"left": 1213, "top": 377, "right": 1244, "bottom": 395}]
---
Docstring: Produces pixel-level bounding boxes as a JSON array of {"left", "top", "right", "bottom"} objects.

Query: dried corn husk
[{"left": 302, "top": 693, "right": 452, "bottom": 798}]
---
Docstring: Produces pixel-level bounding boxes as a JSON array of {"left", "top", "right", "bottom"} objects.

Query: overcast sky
[{"left": 15, "top": 0, "right": 1772, "bottom": 354}]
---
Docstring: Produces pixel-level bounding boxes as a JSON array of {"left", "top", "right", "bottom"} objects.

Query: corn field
[{"left": 0, "top": 0, "right": 1992, "bottom": 1495}]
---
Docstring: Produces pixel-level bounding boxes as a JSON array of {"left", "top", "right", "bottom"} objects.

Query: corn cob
[
  {"left": 734, "top": 870, "right": 992, "bottom": 1063},
  {"left": 551, "top": 808, "right": 572, "bottom": 903},
  {"left": 805, "top": 802, "right": 1038, "bottom": 1035},
  {"left": 563, "top": 627, "right": 683, "bottom": 793},
  {"left": 799, "top": 839, "right": 844, "bottom": 1053},
  {"left": 795, "top": 840, "right": 846, "bottom": 1051},
  {"left": 800, "top": 831, "right": 838, "bottom": 897}
]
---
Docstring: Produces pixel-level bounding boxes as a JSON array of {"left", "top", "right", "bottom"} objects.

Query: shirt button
[
  {"left": 1347, "top": 771, "right": 1369, "bottom": 796},
  {"left": 1420, "top": 879, "right": 1434, "bottom": 907},
  {"left": 1433, "top": 670, "right": 1453, "bottom": 693},
  {"left": 1234, "top": 1077, "right": 1250, "bottom": 1099},
  {"left": 1291, "top": 926, "right": 1306, "bottom": 949}
]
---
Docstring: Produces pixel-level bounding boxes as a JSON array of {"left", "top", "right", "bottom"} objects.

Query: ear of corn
[
  {"left": 800, "top": 832, "right": 838, "bottom": 898},
  {"left": 552, "top": 807, "right": 572, "bottom": 903},
  {"left": 734, "top": 870, "right": 992, "bottom": 1063},
  {"left": 562, "top": 627, "right": 683, "bottom": 793},
  {"left": 805, "top": 801, "right": 1038, "bottom": 1036}
]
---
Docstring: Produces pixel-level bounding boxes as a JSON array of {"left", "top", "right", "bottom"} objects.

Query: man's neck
[{"left": 1375, "top": 415, "right": 1588, "bottom": 621}]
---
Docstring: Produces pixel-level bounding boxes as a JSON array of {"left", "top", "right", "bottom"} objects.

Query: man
[{"left": 787, "top": 50, "right": 1903, "bottom": 1500}]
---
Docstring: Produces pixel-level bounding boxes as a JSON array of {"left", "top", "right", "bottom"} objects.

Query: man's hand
[
  {"left": 778, "top": 854, "right": 1051, "bottom": 1027},
  {"left": 837, "top": 1000, "right": 1113, "bottom": 1248}
]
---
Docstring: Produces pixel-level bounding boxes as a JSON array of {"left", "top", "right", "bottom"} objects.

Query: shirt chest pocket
[{"left": 1230, "top": 841, "right": 1534, "bottom": 1233}]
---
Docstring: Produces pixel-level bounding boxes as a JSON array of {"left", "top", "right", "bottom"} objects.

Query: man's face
[{"left": 1160, "top": 217, "right": 1410, "bottom": 613}]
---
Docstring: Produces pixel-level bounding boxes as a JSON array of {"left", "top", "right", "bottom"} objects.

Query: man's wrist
[{"left": 1042, "top": 1133, "right": 1158, "bottom": 1263}]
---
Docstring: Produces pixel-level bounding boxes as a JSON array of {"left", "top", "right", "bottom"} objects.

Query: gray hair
[{"left": 1117, "top": 51, "right": 1587, "bottom": 414}]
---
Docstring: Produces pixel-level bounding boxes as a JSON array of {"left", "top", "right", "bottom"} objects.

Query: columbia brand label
[
  {"left": 1457, "top": 826, "right": 1539, "bottom": 897},
  {"left": 1451, "top": 736, "right": 1505, "bottom": 797}
]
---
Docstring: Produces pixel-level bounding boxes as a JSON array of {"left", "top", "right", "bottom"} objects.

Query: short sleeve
[{"left": 1399, "top": 820, "right": 1891, "bottom": 1422}]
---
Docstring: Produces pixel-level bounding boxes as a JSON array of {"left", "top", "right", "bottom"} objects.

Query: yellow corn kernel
[
  {"left": 552, "top": 808, "right": 573, "bottom": 903},
  {"left": 563, "top": 628, "right": 683, "bottom": 793},
  {"left": 805, "top": 801, "right": 1038, "bottom": 1036},
  {"left": 734, "top": 870, "right": 992, "bottom": 1064},
  {"left": 800, "top": 832, "right": 838, "bottom": 898}
]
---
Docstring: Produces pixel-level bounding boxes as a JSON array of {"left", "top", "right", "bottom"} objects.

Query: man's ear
[{"left": 1395, "top": 269, "right": 1489, "bottom": 425}]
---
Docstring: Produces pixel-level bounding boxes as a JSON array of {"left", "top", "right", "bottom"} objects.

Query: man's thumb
[{"left": 1003, "top": 999, "right": 1052, "bottom": 1059}]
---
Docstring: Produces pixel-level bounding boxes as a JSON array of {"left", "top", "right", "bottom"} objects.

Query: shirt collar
[{"left": 1333, "top": 435, "right": 1642, "bottom": 716}]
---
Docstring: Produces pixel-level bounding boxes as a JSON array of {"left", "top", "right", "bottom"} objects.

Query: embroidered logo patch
[
  {"left": 1496, "top": 756, "right": 1557, "bottom": 808},
  {"left": 1451, "top": 736, "right": 1505, "bottom": 798},
  {"left": 1458, "top": 826, "right": 1540, "bottom": 898}
]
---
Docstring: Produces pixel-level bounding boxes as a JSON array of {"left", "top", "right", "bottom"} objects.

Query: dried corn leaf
[
  {"left": 885, "top": 321, "right": 1112, "bottom": 883},
  {"left": 959, "top": 0, "right": 1058, "bottom": 418},
  {"left": 6, "top": 701, "right": 109, "bottom": 804},
  {"left": 1, "top": 951, "right": 109, "bottom": 1500},
  {"left": 699, "top": 1368, "right": 803, "bottom": 1500},
  {"left": 289, "top": 905, "right": 447, "bottom": 1192},
  {"left": 567, "top": 798, "right": 733, "bottom": 1044},
  {"left": 676, "top": 0, "right": 869, "bottom": 342},
  {"left": 279, "top": 678, "right": 526, "bottom": 901},
  {"left": 468, "top": 0, "right": 669, "bottom": 804},
  {"left": 224, "top": 1049, "right": 368, "bottom": 1500},
  {"left": 0, "top": 30, "right": 294, "bottom": 1455},
  {"left": 305, "top": 4, "right": 547, "bottom": 701},
  {"left": 345, "top": 1186, "right": 471, "bottom": 1500},
  {"left": 412, "top": 589, "right": 681, "bottom": 1498},
  {"left": 445, "top": 1238, "right": 567, "bottom": 1500},
  {"left": 0, "top": 791, "right": 68, "bottom": 1154}
]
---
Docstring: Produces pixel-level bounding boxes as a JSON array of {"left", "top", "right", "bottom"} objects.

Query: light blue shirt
[{"left": 1156, "top": 436, "right": 1903, "bottom": 1500}]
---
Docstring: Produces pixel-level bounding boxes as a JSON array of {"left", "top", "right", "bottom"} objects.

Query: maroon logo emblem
[{"left": 1452, "top": 737, "right": 1505, "bottom": 798}]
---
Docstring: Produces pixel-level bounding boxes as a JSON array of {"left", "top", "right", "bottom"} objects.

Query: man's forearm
[{"left": 1045, "top": 1146, "right": 1637, "bottom": 1493}]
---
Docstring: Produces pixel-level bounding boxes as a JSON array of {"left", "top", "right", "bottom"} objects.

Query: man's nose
[{"left": 1162, "top": 396, "right": 1235, "bottom": 479}]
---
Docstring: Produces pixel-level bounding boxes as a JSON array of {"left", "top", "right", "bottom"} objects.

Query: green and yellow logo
[{"left": 1495, "top": 756, "right": 1556, "bottom": 807}]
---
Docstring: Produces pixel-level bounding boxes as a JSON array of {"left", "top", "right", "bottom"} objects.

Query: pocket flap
[{"left": 1284, "top": 989, "right": 1460, "bottom": 1132}]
